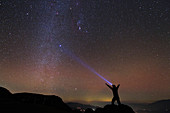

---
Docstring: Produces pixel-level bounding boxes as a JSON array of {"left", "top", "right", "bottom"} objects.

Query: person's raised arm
[
  {"left": 117, "top": 84, "right": 120, "bottom": 89},
  {"left": 105, "top": 83, "right": 112, "bottom": 89}
]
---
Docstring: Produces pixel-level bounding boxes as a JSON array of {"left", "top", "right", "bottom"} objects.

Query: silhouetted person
[{"left": 105, "top": 83, "right": 121, "bottom": 105}]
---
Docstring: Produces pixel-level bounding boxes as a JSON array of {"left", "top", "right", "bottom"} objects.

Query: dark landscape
[
  {"left": 0, "top": 86, "right": 170, "bottom": 113},
  {"left": 0, "top": 86, "right": 135, "bottom": 113}
]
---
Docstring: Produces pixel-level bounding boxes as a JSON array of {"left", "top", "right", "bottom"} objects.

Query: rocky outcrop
[
  {"left": 0, "top": 86, "right": 72, "bottom": 113},
  {"left": 0, "top": 86, "right": 12, "bottom": 97},
  {"left": 13, "top": 93, "right": 71, "bottom": 111},
  {"left": 85, "top": 104, "right": 135, "bottom": 113}
]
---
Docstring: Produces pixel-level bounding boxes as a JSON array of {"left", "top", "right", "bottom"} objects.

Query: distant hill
[
  {"left": 136, "top": 99, "right": 170, "bottom": 113},
  {"left": 148, "top": 99, "right": 170, "bottom": 112}
]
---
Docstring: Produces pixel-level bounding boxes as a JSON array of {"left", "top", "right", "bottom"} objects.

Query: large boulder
[
  {"left": 118, "top": 104, "right": 135, "bottom": 113},
  {"left": 95, "top": 104, "right": 135, "bottom": 113}
]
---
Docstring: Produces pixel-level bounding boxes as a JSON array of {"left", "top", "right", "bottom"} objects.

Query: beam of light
[{"left": 60, "top": 45, "right": 113, "bottom": 85}]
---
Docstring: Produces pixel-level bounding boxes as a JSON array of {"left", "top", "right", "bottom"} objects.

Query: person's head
[{"left": 112, "top": 85, "right": 116, "bottom": 88}]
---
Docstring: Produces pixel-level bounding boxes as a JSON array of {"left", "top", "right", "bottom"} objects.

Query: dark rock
[
  {"left": 95, "top": 107, "right": 104, "bottom": 113},
  {"left": 73, "top": 109, "right": 82, "bottom": 113},
  {"left": 0, "top": 86, "right": 72, "bottom": 113},
  {"left": 95, "top": 104, "right": 135, "bottom": 113},
  {"left": 118, "top": 104, "right": 135, "bottom": 113},
  {"left": 0, "top": 86, "right": 12, "bottom": 97},
  {"left": 85, "top": 108, "right": 94, "bottom": 113},
  {"left": 12, "top": 93, "right": 71, "bottom": 111}
]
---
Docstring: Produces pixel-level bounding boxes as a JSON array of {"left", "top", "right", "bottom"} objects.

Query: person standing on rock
[{"left": 105, "top": 83, "right": 121, "bottom": 105}]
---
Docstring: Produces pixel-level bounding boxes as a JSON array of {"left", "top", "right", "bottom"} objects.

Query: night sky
[{"left": 0, "top": 0, "right": 170, "bottom": 103}]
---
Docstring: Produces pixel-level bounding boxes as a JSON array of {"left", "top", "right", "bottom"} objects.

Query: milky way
[{"left": 0, "top": 0, "right": 170, "bottom": 103}]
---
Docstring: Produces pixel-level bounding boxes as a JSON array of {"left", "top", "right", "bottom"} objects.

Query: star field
[{"left": 0, "top": 0, "right": 170, "bottom": 103}]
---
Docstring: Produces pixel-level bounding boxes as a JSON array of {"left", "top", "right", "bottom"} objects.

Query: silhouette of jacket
[{"left": 106, "top": 83, "right": 121, "bottom": 105}]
